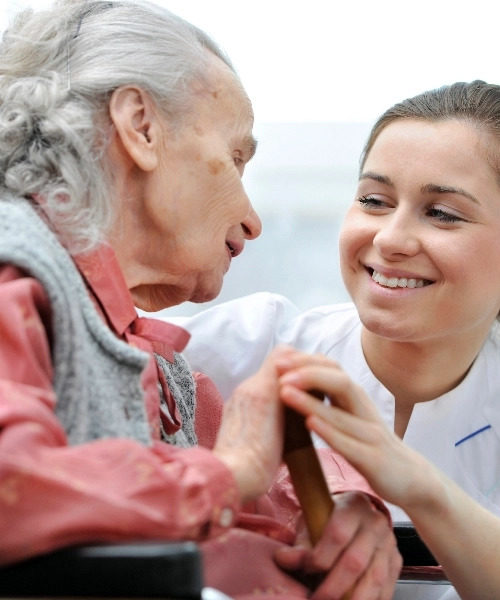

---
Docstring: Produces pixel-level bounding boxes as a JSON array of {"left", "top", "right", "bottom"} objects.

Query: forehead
[
  {"left": 373, "top": 118, "right": 479, "bottom": 149},
  {"left": 361, "top": 119, "right": 500, "bottom": 199},
  {"left": 189, "top": 53, "right": 254, "bottom": 132},
  {"left": 366, "top": 119, "right": 494, "bottom": 171}
]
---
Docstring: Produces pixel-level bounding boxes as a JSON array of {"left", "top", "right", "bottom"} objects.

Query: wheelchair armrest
[
  {"left": 0, "top": 541, "right": 203, "bottom": 599},
  {"left": 0, "top": 526, "right": 445, "bottom": 596},
  {"left": 394, "top": 523, "right": 450, "bottom": 583},
  {"left": 394, "top": 522, "right": 438, "bottom": 566}
]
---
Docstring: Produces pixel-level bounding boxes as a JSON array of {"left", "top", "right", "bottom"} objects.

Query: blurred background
[{"left": 2, "top": 0, "right": 499, "bottom": 315}]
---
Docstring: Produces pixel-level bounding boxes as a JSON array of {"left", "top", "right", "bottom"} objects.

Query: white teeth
[{"left": 371, "top": 270, "right": 426, "bottom": 288}]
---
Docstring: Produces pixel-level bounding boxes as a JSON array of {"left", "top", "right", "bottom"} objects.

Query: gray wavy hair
[{"left": 0, "top": 0, "right": 234, "bottom": 252}]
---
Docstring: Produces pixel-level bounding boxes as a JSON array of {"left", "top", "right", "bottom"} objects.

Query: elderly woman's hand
[
  {"left": 274, "top": 490, "right": 402, "bottom": 600},
  {"left": 213, "top": 346, "right": 297, "bottom": 503}
]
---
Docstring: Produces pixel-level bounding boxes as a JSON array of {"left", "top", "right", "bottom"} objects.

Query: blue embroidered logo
[{"left": 455, "top": 424, "right": 492, "bottom": 447}]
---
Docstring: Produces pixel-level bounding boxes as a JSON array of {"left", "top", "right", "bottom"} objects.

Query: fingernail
[
  {"left": 275, "top": 358, "right": 293, "bottom": 370},
  {"left": 279, "top": 372, "right": 299, "bottom": 384}
]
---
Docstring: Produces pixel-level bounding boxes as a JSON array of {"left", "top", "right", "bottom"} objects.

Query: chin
[
  {"left": 131, "top": 286, "right": 185, "bottom": 313},
  {"left": 360, "top": 313, "right": 420, "bottom": 342},
  {"left": 188, "top": 274, "right": 224, "bottom": 304},
  {"left": 134, "top": 297, "right": 173, "bottom": 313},
  {"left": 190, "top": 287, "right": 221, "bottom": 304},
  {"left": 133, "top": 273, "right": 223, "bottom": 310}
]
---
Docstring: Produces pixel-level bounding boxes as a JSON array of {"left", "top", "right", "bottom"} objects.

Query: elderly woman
[{"left": 0, "top": 1, "right": 401, "bottom": 598}]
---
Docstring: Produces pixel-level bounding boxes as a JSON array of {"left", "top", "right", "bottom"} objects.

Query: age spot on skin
[{"left": 207, "top": 158, "right": 225, "bottom": 175}]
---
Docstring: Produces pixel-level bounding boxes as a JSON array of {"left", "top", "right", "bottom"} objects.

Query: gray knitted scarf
[{"left": 0, "top": 196, "right": 197, "bottom": 448}]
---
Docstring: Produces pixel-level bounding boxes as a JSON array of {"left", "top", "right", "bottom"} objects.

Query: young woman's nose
[
  {"left": 373, "top": 211, "right": 421, "bottom": 258},
  {"left": 241, "top": 203, "right": 262, "bottom": 240}
]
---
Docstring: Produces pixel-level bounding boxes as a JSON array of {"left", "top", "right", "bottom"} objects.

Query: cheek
[
  {"left": 338, "top": 226, "right": 359, "bottom": 288},
  {"left": 467, "top": 238, "right": 500, "bottom": 289},
  {"left": 338, "top": 212, "right": 366, "bottom": 261},
  {"left": 209, "top": 174, "right": 248, "bottom": 221},
  {"left": 338, "top": 228, "right": 351, "bottom": 270},
  {"left": 444, "top": 232, "right": 500, "bottom": 274}
]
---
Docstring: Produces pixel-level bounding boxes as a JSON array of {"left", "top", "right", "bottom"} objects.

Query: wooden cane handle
[
  {"left": 283, "top": 405, "right": 334, "bottom": 544},
  {"left": 283, "top": 396, "right": 351, "bottom": 599}
]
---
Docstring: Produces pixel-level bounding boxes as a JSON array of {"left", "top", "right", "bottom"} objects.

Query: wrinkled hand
[
  {"left": 275, "top": 491, "right": 401, "bottom": 600},
  {"left": 213, "top": 346, "right": 296, "bottom": 503},
  {"left": 278, "top": 350, "right": 434, "bottom": 512}
]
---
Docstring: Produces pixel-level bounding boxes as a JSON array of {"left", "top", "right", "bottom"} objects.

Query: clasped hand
[{"left": 215, "top": 347, "right": 402, "bottom": 599}]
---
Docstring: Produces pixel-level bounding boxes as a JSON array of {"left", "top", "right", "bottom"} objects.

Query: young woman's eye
[
  {"left": 357, "top": 195, "right": 387, "bottom": 209},
  {"left": 427, "top": 207, "right": 465, "bottom": 223}
]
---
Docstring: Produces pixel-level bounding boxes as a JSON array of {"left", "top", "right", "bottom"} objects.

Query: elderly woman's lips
[{"left": 226, "top": 240, "right": 243, "bottom": 258}]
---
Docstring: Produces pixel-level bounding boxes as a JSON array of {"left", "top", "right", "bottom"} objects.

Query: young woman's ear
[{"left": 109, "top": 86, "right": 160, "bottom": 171}]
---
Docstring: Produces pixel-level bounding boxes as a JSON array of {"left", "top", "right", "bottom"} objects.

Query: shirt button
[{"left": 219, "top": 507, "right": 233, "bottom": 528}]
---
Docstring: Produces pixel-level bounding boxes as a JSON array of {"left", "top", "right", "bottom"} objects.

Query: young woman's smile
[
  {"left": 365, "top": 264, "right": 434, "bottom": 290},
  {"left": 340, "top": 118, "right": 500, "bottom": 345}
]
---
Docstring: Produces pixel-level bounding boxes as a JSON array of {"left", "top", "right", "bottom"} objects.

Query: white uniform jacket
[{"left": 167, "top": 292, "right": 500, "bottom": 599}]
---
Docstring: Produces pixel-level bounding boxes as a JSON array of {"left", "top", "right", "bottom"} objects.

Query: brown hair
[{"left": 360, "top": 80, "right": 500, "bottom": 177}]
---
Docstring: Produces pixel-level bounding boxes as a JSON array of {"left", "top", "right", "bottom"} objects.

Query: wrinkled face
[
  {"left": 130, "top": 54, "right": 261, "bottom": 309},
  {"left": 339, "top": 118, "right": 500, "bottom": 345}
]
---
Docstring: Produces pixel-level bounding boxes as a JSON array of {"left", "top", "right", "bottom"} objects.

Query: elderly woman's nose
[{"left": 242, "top": 204, "right": 262, "bottom": 240}]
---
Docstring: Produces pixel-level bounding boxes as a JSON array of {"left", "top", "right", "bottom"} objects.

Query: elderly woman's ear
[{"left": 108, "top": 86, "right": 160, "bottom": 172}]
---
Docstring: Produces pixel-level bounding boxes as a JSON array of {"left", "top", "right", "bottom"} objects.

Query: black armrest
[
  {"left": 394, "top": 523, "right": 438, "bottom": 566},
  {"left": 0, "top": 527, "right": 442, "bottom": 597},
  {"left": 0, "top": 541, "right": 203, "bottom": 599}
]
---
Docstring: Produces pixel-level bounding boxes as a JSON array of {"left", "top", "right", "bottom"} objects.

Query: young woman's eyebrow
[
  {"left": 359, "top": 171, "right": 394, "bottom": 186},
  {"left": 421, "top": 183, "right": 479, "bottom": 204},
  {"left": 359, "top": 174, "right": 480, "bottom": 205}
]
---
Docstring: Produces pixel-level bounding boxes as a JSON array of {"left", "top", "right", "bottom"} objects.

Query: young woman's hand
[
  {"left": 277, "top": 350, "right": 500, "bottom": 600},
  {"left": 277, "top": 350, "right": 433, "bottom": 512}
]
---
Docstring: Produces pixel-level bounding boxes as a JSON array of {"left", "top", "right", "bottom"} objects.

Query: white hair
[{"left": 0, "top": 0, "right": 235, "bottom": 252}]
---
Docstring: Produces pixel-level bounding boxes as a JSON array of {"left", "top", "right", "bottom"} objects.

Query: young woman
[{"left": 174, "top": 80, "right": 500, "bottom": 599}]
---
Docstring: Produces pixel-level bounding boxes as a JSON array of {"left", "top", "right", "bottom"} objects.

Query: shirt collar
[{"left": 74, "top": 244, "right": 190, "bottom": 360}]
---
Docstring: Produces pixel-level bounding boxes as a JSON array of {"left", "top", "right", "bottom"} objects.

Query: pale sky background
[
  {"left": 1, "top": 0, "right": 499, "bottom": 124},
  {"left": 1, "top": 0, "right": 499, "bottom": 312}
]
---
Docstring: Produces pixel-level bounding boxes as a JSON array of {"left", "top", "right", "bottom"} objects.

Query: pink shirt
[
  {"left": 0, "top": 246, "right": 238, "bottom": 564},
  {"left": 0, "top": 244, "right": 385, "bottom": 574}
]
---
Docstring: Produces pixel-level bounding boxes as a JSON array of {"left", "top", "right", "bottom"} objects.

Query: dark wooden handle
[
  {"left": 283, "top": 403, "right": 334, "bottom": 544},
  {"left": 283, "top": 399, "right": 352, "bottom": 599}
]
